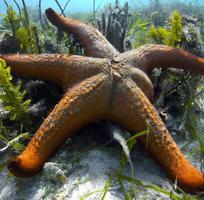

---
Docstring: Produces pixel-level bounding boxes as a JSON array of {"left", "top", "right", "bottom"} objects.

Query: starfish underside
[{"left": 1, "top": 8, "right": 204, "bottom": 194}]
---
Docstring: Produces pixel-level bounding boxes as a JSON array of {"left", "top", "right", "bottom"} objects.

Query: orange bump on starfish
[{"left": 1, "top": 8, "right": 204, "bottom": 193}]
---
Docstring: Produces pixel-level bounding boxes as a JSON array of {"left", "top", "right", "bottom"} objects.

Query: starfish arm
[
  {"left": 127, "top": 67, "right": 154, "bottom": 101},
  {"left": 1, "top": 54, "right": 65, "bottom": 85},
  {"left": 7, "top": 73, "right": 111, "bottom": 178},
  {"left": 111, "top": 79, "right": 204, "bottom": 193},
  {"left": 1, "top": 54, "right": 109, "bottom": 88},
  {"left": 45, "top": 8, "right": 119, "bottom": 59},
  {"left": 121, "top": 44, "right": 204, "bottom": 73}
]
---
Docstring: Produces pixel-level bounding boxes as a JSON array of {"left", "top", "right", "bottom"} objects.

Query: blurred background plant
[
  {"left": 96, "top": 0, "right": 130, "bottom": 52},
  {"left": 149, "top": 10, "right": 182, "bottom": 47},
  {"left": 1, "top": 1, "right": 41, "bottom": 53}
]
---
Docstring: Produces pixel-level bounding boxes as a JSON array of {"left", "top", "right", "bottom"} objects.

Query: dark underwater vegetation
[{"left": 1, "top": 0, "right": 204, "bottom": 199}]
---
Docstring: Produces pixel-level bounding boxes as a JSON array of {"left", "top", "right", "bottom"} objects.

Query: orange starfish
[{"left": 1, "top": 8, "right": 204, "bottom": 194}]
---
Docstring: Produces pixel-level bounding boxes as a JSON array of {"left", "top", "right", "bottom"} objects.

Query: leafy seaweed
[
  {"left": 128, "top": 13, "right": 152, "bottom": 47},
  {"left": 0, "top": 59, "right": 31, "bottom": 123},
  {"left": 0, "top": 58, "right": 32, "bottom": 152},
  {"left": 149, "top": 10, "right": 182, "bottom": 46}
]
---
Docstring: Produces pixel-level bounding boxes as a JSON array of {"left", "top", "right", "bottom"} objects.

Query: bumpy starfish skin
[{"left": 1, "top": 8, "right": 204, "bottom": 193}]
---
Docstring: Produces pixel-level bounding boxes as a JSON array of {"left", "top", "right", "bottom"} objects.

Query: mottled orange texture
[{"left": 2, "top": 8, "right": 204, "bottom": 194}]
